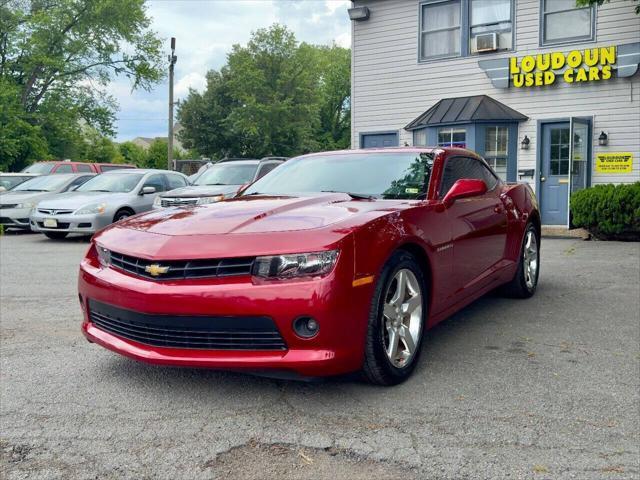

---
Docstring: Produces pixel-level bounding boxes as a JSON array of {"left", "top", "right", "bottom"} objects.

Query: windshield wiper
[
  {"left": 205, "top": 183, "right": 227, "bottom": 186},
  {"left": 85, "top": 189, "right": 111, "bottom": 192},
  {"left": 321, "top": 190, "right": 375, "bottom": 200},
  {"left": 17, "top": 189, "right": 47, "bottom": 192}
]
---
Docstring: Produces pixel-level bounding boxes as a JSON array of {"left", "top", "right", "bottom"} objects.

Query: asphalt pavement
[{"left": 1, "top": 232, "right": 638, "bottom": 479}]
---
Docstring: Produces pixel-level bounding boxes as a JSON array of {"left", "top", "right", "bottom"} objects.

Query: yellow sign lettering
[
  {"left": 595, "top": 153, "right": 633, "bottom": 174},
  {"left": 509, "top": 46, "right": 617, "bottom": 88}
]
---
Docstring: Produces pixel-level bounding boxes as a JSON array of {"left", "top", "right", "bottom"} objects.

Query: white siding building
[{"left": 350, "top": 0, "right": 640, "bottom": 225}]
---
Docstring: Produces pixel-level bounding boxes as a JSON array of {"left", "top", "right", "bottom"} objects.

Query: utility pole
[{"left": 167, "top": 37, "right": 177, "bottom": 171}]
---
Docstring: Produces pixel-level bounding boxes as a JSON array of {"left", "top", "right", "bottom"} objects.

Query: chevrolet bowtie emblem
[{"left": 145, "top": 264, "right": 170, "bottom": 277}]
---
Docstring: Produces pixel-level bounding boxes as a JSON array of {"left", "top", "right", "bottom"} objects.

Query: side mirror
[
  {"left": 140, "top": 186, "right": 156, "bottom": 195},
  {"left": 442, "top": 179, "right": 487, "bottom": 207}
]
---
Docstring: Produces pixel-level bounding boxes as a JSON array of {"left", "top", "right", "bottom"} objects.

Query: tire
[
  {"left": 501, "top": 223, "right": 540, "bottom": 298},
  {"left": 362, "top": 250, "right": 428, "bottom": 386},
  {"left": 113, "top": 209, "right": 133, "bottom": 223},
  {"left": 44, "top": 231, "right": 68, "bottom": 240}
]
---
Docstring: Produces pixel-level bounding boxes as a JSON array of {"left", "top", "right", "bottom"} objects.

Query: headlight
[
  {"left": 153, "top": 196, "right": 162, "bottom": 206},
  {"left": 252, "top": 250, "right": 339, "bottom": 279},
  {"left": 197, "top": 195, "right": 224, "bottom": 205},
  {"left": 75, "top": 203, "right": 106, "bottom": 215},
  {"left": 15, "top": 201, "right": 36, "bottom": 209},
  {"left": 96, "top": 244, "right": 111, "bottom": 267}
]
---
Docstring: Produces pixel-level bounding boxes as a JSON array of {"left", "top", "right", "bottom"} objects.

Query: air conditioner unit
[{"left": 476, "top": 32, "right": 498, "bottom": 53}]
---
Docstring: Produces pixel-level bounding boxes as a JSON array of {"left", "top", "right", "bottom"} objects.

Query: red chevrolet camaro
[{"left": 78, "top": 147, "right": 540, "bottom": 385}]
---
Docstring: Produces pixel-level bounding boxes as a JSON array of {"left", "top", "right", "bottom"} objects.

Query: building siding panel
[{"left": 351, "top": 0, "right": 640, "bottom": 192}]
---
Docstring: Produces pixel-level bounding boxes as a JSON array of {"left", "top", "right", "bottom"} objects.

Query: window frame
[
  {"left": 439, "top": 155, "right": 499, "bottom": 199},
  {"left": 165, "top": 173, "right": 188, "bottom": 190},
  {"left": 437, "top": 127, "right": 467, "bottom": 148},
  {"left": 418, "top": 0, "right": 515, "bottom": 63},
  {"left": 141, "top": 173, "right": 167, "bottom": 193},
  {"left": 539, "top": 0, "right": 596, "bottom": 47}
]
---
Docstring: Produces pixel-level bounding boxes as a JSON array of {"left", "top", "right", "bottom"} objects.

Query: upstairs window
[
  {"left": 541, "top": 0, "right": 595, "bottom": 46},
  {"left": 470, "top": 0, "right": 513, "bottom": 54},
  {"left": 420, "top": 0, "right": 461, "bottom": 60}
]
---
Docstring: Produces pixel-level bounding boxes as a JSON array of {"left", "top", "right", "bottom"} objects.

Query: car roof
[
  {"left": 299, "top": 146, "right": 482, "bottom": 159},
  {"left": 101, "top": 168, "right": 182, "bottom": 175},
  {"left": 0, "top": 172, "right": 41, "bottom": 176}
]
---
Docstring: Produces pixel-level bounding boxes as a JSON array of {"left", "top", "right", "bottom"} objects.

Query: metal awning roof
[{"left": 404, "top": 95, "right": 528, "bottom": 131}]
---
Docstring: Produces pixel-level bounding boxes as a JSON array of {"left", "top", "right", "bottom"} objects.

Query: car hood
[
  {"left": 36, "top": 191, "right": 130, "bottom": 209},
  {"left": 161, "top": 185, "right": 240, "bottom": 198},
  {"left": 0, "top": 191, "right": 54, "bottom": 205},
  {"left": 115, "top": 193, "right": 409, "bottom": 236}
]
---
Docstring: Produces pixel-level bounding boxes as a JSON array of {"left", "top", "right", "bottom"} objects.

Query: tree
[
  {"left": 0, "top": 0, "right": 163, "bottom": 169},
  {"left": 576, "top": 0, "right": 640, "bottom": 14},
  {"left": 118, "top": 141, "right": 147, "bottom": 166},
  {"left": 82, "top": 130, "right": 123, "bottom": 163},
  {"left": 177, "top": 25, "right": 350, "bottom": 159},
  {"left": 145, "top": 138, "right": 182, "bottom": 169},
  {"left": 309, "top": 44, "right": 351, "bottom": 151}
]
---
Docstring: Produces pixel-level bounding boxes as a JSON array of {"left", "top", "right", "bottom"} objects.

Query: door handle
[
  {"left": 494, "top": 204, "right": 503, "bottom": 214},
  {"left": 540, "top": 176, "right": 546, "bottom": 182}
]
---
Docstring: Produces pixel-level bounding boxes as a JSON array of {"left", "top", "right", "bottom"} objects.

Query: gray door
[
  {"left": 361, "top": 132, "right": 399, "bottom": 148},
  {"left": 540, "top": 122, "right": 570, "bottom": 225}
]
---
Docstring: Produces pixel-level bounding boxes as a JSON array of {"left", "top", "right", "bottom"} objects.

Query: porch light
[
  {"left": 348, "top": 6, "right": 370, "bottom": 21},
  {"left": 521, "top": 135, "right": 530, "bottom": 150},
  {"left": 598, "top": 131, "right": 608, "bottom": 146}
]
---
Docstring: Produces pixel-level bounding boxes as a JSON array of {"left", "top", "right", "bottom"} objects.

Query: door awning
[{"left": 405, "top": 95, "right": 528, "bottom": 131}]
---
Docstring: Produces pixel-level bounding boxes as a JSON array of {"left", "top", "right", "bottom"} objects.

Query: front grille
[
  {"left": 110, "top": 250, "right": 255, "bottom": 280},
  {"left": 37, "top": 221, "right": 70, "bottom": 229},
  {"left": 0, "top": 204, "right": 18, "bottom": 209},
  {"left": 37, "top": 208, "right": 74, "bottom": 215},
  {"left": 161, "top": 197, "right": 198, "bottom": 207},
  {"left": 88, "top": 299, "right": 287, "bottom": 350},
  {"left": 0, "top": 217, "right": 13, "bottom": 224}
]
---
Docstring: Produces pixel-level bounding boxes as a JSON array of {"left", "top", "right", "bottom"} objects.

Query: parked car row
[{"left": 0, "top": 157, "right": 288, "bottom": 239}]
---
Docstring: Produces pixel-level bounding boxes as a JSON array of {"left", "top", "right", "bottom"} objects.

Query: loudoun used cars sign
[
  {"left": 478, "top": 42, "right": 640, "bottom": 89},
  {"left": 509, "top": 46, "right": 615, "bottom": 87}
]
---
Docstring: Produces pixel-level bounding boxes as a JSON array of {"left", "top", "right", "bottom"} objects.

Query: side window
[
  {"left": 143, "top": 174, "right": 166, "bottom": 192},
  {"left": 166, "top": 174, "right": 187, "bottom": 190},
  {"left": 255, "top": 162, "right": 280, "bottom": 180},
  {"left": 55, "top": 164, "right": 73, "bottom": 174},
  {"left": 440, "top": 157, "right": 495, "bottom": 198},
  {"left": 76, "top": 163, "right": 93, "bottom": 173},
  {"left": 541, "top": 0, "right": 594, "bottom": 46}
]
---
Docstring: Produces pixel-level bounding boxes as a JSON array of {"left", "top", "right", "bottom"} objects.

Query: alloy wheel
[
  {"left": 523, "top": 230, "right": 539, "bottom": 289},
  {"left": 382, "top": 268, "right": 423, "bottom": 368}
]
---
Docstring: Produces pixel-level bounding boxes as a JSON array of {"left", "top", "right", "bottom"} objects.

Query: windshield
[
  {"left": 244, "top": 153, "right": 433, "bottom": 199},
  {"left": 194, "top": 163, "right": 257, "bottom": 186},
  {"left": 0, "top": 176, "right": 35, "bottom": 191},
  {"left": 12, "top": 175, "right": 72, "bottom": 192},
  {"left": 22, "top": 163, "right": 55, "bottom": 174},
  {"left": 77, "top": 173, "right": 143, "bottom": 193}
]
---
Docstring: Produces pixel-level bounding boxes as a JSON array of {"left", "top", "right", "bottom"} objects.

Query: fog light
[{"left": 293, "top": 316, "right": 319, "bottom": 338}]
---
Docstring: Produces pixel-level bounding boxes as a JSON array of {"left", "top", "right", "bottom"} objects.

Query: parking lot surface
[{"left": 1, "top": 233, "right": 638, "bottom": 479}]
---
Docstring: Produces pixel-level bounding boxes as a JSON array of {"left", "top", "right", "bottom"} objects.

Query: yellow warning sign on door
[{"left": 595, "top": 153, "right": 633, "bottom": 173}]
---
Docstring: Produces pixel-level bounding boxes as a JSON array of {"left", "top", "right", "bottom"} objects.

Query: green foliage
[
  {"left": 0, "top": 0, "right": 163, "bottom": 169},
  {"left": 118, "top": 141, "right": 147, "bottom": 167},
  {"left": 571, "top": 183, "right": 640, "bottom": 240},
  {"left": 575, "top": 0, "right": 640, "bottom": 15},
  {"left": 144, "top": 139, "right": 183, "bottom": 169},
  {"left": 83, "top": 131, "right": 124, "bottom": 163},
  {"left": 177, "top": 24, "right": 351, "bottom": 159}
]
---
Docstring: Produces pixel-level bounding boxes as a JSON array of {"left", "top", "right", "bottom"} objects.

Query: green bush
[{"left": 571, "top": 182, "right": 640, "bottom": 240}]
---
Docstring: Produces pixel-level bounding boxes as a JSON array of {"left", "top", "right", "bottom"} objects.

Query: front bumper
[
  {"left": 30, "top": 210, "right": 112, "bottom": 234},
  {"left": 0, "top": 207, "right": 33, "bottom": 229},
  {"left": 78, "top": 248, "right": 373, "bottom": 377}
]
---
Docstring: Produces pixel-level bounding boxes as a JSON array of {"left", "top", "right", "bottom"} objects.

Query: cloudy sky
[{"left": 112, "top": 0, "right": 352, "bottom": 142}]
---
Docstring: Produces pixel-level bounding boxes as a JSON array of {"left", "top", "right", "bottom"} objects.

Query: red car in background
[
  {"left": 22, "top": 161, "right": 136, "bottom": 174},
  {"left": 78, "top": 148, "right": 540, "bottom": 385}
]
